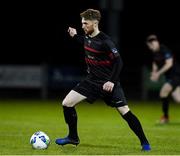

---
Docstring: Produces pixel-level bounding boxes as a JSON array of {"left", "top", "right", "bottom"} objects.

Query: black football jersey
[
  {"left": 153, "top": 45, "right": 180, "bottom": 78},
  {"left": 76, "top": 32, "right": 122, "bottom": 82}
]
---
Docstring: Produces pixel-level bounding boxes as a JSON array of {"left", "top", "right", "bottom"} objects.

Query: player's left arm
[
  {"left": 103, "top": 40, "right": 123, "bottom": 92},
  {"left": 157, "top": 58, "right": 173, "bottom": 76},
  {"left": 152, "top": 51, "right": 173, "bottom": 81}
]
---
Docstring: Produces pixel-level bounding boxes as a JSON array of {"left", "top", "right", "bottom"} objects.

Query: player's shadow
[
  {"left": 59, "top": 143, "right": 119, "bottom": 154},
  {"left": 81, "top": 143, "right": 119, "bottom": 149},
  {"left": 155, "top": 122, "right": 180, "bottom": 126}
]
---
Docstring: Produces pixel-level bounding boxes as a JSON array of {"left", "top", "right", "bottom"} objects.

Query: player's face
[
  {"left": 147, "top": 40, "right": 160, "bottom": 52},
  {"left": 81, "top": 18, "right": 96, "bottom": 35}
]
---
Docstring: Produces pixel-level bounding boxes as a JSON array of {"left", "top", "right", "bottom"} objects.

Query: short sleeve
[{"left": 164, "top": 50, "right": 173, "bottom": 59}]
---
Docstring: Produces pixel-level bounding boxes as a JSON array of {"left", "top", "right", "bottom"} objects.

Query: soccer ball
[{"left": 30, "top": 131, "right": 50, "bottom": 149}]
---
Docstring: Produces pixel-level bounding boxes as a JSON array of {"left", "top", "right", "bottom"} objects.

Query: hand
[
  {"left": 68, "top": 27, "right": 77, "bottom": 37},
  {"left": 103, "top": 81, "right": 114, "bottom": 92},
  {"left": 150, "top": 72, "right": 160, "bottom": 82}
]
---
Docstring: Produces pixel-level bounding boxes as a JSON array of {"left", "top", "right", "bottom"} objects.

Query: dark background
[{"left": 2, "top": 0, "right": 180, "bottom": 99}]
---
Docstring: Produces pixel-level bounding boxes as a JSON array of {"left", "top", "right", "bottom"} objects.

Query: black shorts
[{"left": 73, "top": 78, "right": 127, "bottom": 107}]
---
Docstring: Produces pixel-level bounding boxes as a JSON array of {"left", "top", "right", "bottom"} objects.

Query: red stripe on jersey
[
  {"left": 108, "top": 53, "right": 114, "bottom": 59},
  {"left": 84, "top": 46, "right": 104, "bottom": 53},
  {"left": 85, "top": 58, "right": 112, "bottom": 66}
]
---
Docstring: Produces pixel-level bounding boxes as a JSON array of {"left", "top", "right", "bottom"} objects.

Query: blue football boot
[
  {"left": 141, "top": 144, "right": 151, "bottom": 151},
  {"left": 55, "top": 136, "right": 80, "bottom": 146}
]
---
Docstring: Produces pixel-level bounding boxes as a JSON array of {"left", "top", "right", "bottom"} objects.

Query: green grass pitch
[{"left": 0, "top": 99, "right": 180, "bottom": 155}]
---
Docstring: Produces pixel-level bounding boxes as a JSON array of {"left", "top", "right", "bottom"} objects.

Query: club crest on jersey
[
  {"left": 111, "top": 48, "right": 118, "bottom": 53},
  {"left": 88, "top": 40, "right": 91, "bottom": 45}
]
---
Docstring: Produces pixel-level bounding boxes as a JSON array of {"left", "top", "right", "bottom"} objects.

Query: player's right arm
[
  {"left": 68, "top": 27, "right": 84, "bottom": 44},
  {"left": 152, "top": 62, "right": 158, "bottom": 73},
  {"left": 150, "top": 62, "right": 158, "bottom": 81},
  {"left": 68, "top": 27, "right": 77, "bottom": 37}
]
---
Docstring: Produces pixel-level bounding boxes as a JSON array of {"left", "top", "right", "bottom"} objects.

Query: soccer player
[
  {"left": 56, "top": 9, "right": 151, "bottom": 151},
  {"left": 146, "top": 34, "right": 180, "bottom": 123}
]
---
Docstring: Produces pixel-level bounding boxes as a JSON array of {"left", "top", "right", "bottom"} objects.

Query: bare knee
[
  {"left": 62, "top": 98, "right": 74, "bottom": 107},
  {"left": 174, "top": 97, "right": 180, "bottom": 103},
  {"left": 172, "top": 93, "right": 180, "bottom": 103},
  {"left": 160, "top": 83, "right": 173, "bottom": 98},
  {"left": 117, "top": 105, "right": 130, "bottom": 115},
  {"left": 160, "top": 91, "right": 170, "bottom": 98},
  {"left": 61, "top": 90, "right": 86, "bottom": 107},
  {"left": 171, "top": 87, "right": 180, "bottom": 103},
  {"left": 62, "top": 99, "right": 68, "bottom": 107}
]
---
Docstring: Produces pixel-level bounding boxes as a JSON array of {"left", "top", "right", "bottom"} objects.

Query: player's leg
[
  {"left": 103, "top": 82, "right": 150, "bottom": 151},
  {"left": 62, "top": 90, "right": 87, "bottom": 107},
  {"left": 159, "top": 82, "right": 173, "bottom": 123},
  {"left": 62, "top": 90, "right": 86, "bottom": 139},
  {"left": 117, "top": 106, "right": 151, "bottom": 151},
  {"left": 56, "top": 90, "right": 86, "bottom": 146},
  {"left": 56, "top": 79, "right": 99, "bottom": 146},
  {"left": 171, "top": 86, "right": 180, "bottom": 103}
]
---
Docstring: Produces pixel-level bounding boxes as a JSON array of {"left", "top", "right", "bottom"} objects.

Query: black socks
[
  {"left": 122, "top": 111, "right": 149, "bottom": 145},
  {"left": 161, "top": 97, "right": 169, "bottom": 118},
  {"left": 63, "top": 106, "right": 79, "bottom": 140},
  {"left": 63, "top": 106, "right": 150, "bottom": 145}
]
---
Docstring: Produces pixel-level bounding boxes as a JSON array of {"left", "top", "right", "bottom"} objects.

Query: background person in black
[
  {"left": 146, "top": 34, "right": 180, "bottom": 124},
  {"left": 56, "top": 9, "right": 151, "bottom": 151}
]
